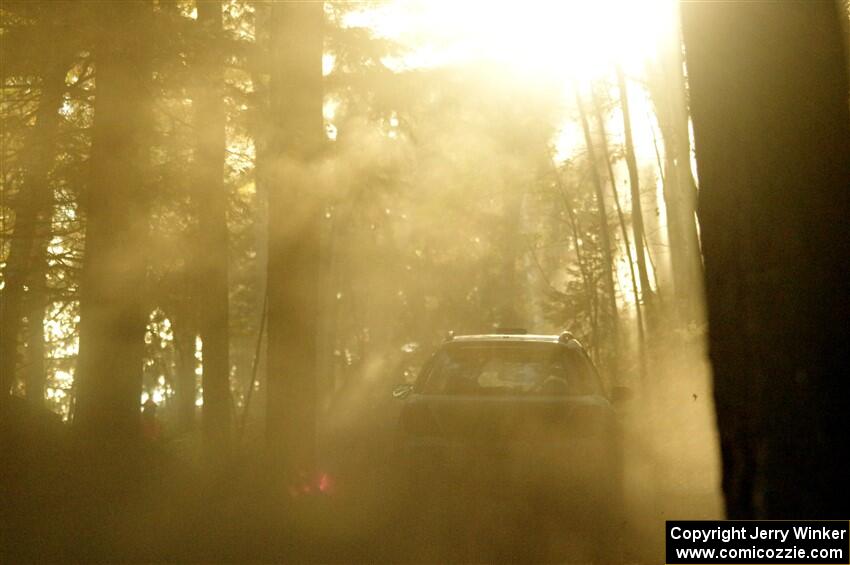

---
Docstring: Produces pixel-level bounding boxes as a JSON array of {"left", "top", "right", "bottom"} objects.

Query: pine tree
[{"left": 0, "top": 8, "right": 72, "bottom": 406}]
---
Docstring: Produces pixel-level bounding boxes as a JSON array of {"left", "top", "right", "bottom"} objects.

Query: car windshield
[{"left": 419, "top": 342, "right": 600, "bottom": 396}]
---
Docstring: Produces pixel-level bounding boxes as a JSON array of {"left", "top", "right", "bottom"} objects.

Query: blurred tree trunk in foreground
[
  {"left": 682, "top": 1, "right": 850, "bottom": 518},
  {"left": 194, "top": 0, "right": 231, "bottom": 459},
  {"left": 74, "top": 2, "right": 152, "bottom": 445},
  {"left": 266, "top": 2, "right": 324, "bottom": 478}
]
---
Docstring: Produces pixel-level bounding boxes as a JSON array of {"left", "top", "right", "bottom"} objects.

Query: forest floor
[{"left": 3, "top": 340, "right": 722, "bottom": 563}]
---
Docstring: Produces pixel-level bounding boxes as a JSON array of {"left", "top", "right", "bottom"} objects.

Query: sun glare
[
  {"left": 344, "top": 0, "right": 675, "bottom": 80},
  {"left": 340, "top": 0, "right": 677, "bottom": 313}
]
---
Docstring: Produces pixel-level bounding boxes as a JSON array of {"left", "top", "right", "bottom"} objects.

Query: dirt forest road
[{"left": 4, "top": 344, "right": 721, "bottom": 563}]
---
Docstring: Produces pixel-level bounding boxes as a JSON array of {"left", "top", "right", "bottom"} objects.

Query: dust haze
[{"left": 14, "top": 0, "right": 846, "bottom": 562}]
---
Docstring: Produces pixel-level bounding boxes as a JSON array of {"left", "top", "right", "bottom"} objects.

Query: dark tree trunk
[
  {"left": 681, "top": 1, "right": 850, "bottom": 518},
  {"left": 0, "top": 54, "right": 68, "bottom": 405},
  {"left": 265, "top": 2, "right": 324, "bottom": 478},
  {"left": 74, "top": 2, "right": 152, "bottom": 446},
  {"left": 195, "top": 0, "right": 232, "bottom": 458}
]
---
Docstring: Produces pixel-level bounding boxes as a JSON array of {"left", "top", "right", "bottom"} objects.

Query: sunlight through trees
[{"left": 3, "top": 0, "right": 846, "bottom": 561}]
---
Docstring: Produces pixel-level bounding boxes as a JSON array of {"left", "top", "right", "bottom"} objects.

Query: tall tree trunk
[
  {"left": 172, "top": 288, "right": 198, "bottom": 434},
  {"left": 244, "top": 0, "right": 271, "bottom": 434},
  {"left": 499, "top": 184, "right": 523, "bottom": 326},
  {"left": 646, "top": 29, "right": 703, "bottom": 323},
  {"left": 265, "top": 2, "right": 324, "bottom": 478},
  {"left": 591, "top": 89, "right": 646, "bottom": 382},
  {"left": 74, "top": 2, "right": 152, "bottom": 446},
  {"left": 195, "top": 0, "right": 231, "bottom": 459},
  {"left": 0, "top": 54, "right": 68, "bottom": 405},
  {"left": 575, "top": 88, "right": 620, "bottom": 375},
  {"left": 681, "top": 1, "right": 850, "bottom": 518},
  {"left": 25, "top": 251, "right": 48, "bottom": 408},
  {"left": 616, "top": 66, "right": 654, "bottom": 308}
]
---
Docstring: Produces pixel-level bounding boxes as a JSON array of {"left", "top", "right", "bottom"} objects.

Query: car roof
[
  {"left": 447, "top": 333, "right": 584, "bottom": 349},
  {"left": 450, "top": 333, "right": 561, "bottom": 343}
]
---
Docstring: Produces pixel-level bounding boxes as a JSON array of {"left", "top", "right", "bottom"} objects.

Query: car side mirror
[
  {"left": 611, "top": 386, "right": 634, "bottom": 405},
  {"left": 392, "top": 383, "right": 414, "bottom": 399}
]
